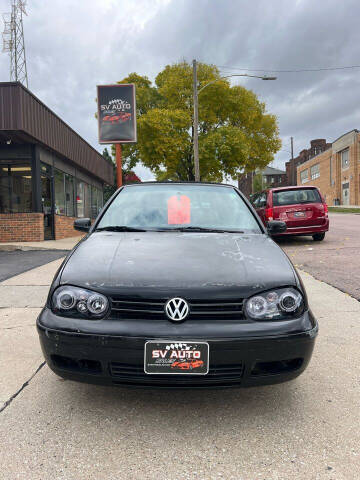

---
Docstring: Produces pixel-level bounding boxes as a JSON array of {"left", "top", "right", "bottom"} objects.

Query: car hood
[{"left": 60, "top": 232, "right": 297, "bottom": 299}]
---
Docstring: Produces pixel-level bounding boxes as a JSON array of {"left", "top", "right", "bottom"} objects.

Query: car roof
[
  {"left": 264, "top": 185, "right": 320, "bottom": 193},
  {"left": 123, "top": 181, "right": 235, "bottom": 188}
]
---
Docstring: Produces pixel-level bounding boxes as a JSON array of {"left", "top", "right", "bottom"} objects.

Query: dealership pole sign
[{"left": 97, "top": 84, "right": 137, "bottom": 144}]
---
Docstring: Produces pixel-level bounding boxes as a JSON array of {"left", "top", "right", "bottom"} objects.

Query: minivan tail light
[
  {"left": 324, "top": 203, "right": 328, "bottom": 214},
  {"left": 265, "top": 207, "right": 273, "bottom": 221}
]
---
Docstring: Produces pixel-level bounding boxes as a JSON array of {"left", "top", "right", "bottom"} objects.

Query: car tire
[{"left": 313, "top": 233, "right": 325, "bottom": 241}]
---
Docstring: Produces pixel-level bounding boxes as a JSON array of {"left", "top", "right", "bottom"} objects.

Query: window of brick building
[
  {"left": 311, "top": 163, "right": 320, "bottom": 180},
  {"left": 300, "top": 169, "right": 309, "bottom": 184},
  {"left": 0, "top": 164, "right": 32, "bottom": 213},
  {"left": 76, "top": 180, "right": 91, "bottom": 218},
  {"left": 54, "top": 169, "right": 65, "bottom": 215},
  {"left": 65, "top": 174, "right": 75, "bottom": 217},
  {"left": 341, "top": 149, "right": 349, "bottom": 170}
]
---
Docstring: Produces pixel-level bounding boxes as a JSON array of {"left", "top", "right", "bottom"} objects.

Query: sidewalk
[{"left": 0, "top": 236, "right": 83, "bottom": 251}]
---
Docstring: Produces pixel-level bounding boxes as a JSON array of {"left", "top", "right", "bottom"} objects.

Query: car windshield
[
  {"left": 97, "top": 184, "right": 261, "bottom": 233},
  {"left": 273, "top": 188, "right": 321, "bottom": 207}
]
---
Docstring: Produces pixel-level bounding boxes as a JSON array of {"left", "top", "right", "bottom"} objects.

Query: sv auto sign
[{"left": 97, "top": 84, "right": 137, "bottom": 144}]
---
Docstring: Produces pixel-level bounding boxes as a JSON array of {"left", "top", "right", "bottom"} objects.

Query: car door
[{"left": 256, "top": 192, "right": 268, "bottom": 226}]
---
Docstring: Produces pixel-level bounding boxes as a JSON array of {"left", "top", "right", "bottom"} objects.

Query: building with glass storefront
[{"left": 0, "top": 82, "right": 113, "bottom": 242}]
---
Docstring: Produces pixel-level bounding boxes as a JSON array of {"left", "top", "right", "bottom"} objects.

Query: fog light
[{"left": 87, "top": 294, "right": 108, "bottom": 315}]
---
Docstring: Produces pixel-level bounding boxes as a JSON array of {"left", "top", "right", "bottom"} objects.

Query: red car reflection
[
  {"left": 171, "top": 360, "right": 204, "bottom": 370},
  {"left": 103, "top": 113, "right": 131, "bottom": 124}
]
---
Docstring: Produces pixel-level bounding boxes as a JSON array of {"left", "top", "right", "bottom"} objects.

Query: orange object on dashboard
[{"left": 168, "top": 195, "right": 191, "bottom": 224}]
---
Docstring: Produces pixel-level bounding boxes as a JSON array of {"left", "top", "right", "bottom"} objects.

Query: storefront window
[
  {"left": 54, "top": 169, "right": 65, "bottom": 215},
  {"left": 0, "top": 166, "right": 10, "bottom": 213},
  {"left": 84, "top": 183, "right": 91, "bottom": 218},
  {"left": 0, "top": 165, "right": 32, "bottom": 213},
  {"left": 98, "top": 188, "right": 103, "bottom": 211},
  {"left": 65, "top": 174, "right": 75, "bottom": 217},
  {"left": 90, "top": 186, "right": 104, "bottom": 218},
  {"left": 76, "top": 180, "right": 85, "bottom": 217},
  {"left": 91, "top": 185, "right": 98, "bottom": 219},
  {"left": 76, "top": 180, "right": 91, "bottom": 218}
]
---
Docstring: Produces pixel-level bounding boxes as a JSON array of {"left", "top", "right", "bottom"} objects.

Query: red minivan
[{"left": 251, "top": 186, "right": 329, "bottom": 241}]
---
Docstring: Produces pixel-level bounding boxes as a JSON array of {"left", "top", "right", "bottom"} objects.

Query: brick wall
[
  {"left": 297, "top": 149, "right": 336, "bottom": 204},
  {"left": 286, "top": 139, "right": 331, "bottom": 186},
  {"left": 0, "top": 213, "right": 44, "bottom": 242},
  {"left": 54, "top": 214, "right": 84, "bottom": 240},
  {"left": 297, "top": 134, "right": 360, "bottom": 206}
]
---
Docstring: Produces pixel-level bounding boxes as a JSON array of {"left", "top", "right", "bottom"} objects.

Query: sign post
[
  {"left": 97, "top": 84, "right": 137, "bottom": 188},
  {"left": 115, "top": 143, "right": 122, "bottom": 187}
]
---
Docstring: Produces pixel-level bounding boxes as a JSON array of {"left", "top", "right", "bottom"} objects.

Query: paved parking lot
[
  {"left": 0, "top": 257, "right": 359, "bottom": 479},
  {"left": 280, "top": 212, "right": 360, "bottom": 299},
  {"left": 0, "top": 249, "right": 69, "bottom": 282}
]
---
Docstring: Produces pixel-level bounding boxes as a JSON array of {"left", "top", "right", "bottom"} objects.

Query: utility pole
[
  {"left": 290, "top": 136, "right": 294, "bottom": 185},
  {"left": 192, "top": 59, "right": 200, "bottom": 181},
  {"left": 192, "top": 63, "right": 276, "bottom": 184},
  {"left": 2, "top": 0, "right": 28, "bottom": 88}
]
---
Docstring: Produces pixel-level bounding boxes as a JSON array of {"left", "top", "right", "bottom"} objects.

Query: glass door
[{"left": 41, "top": 174, "right": 54, "bottom": 240}]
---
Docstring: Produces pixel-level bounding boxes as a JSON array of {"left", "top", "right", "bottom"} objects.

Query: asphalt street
[
  {"left": 280, "top": 212, "right": 360, "bottom": 299},
  {"left": 0, "top": 256, "right": 359, "bottom": 479},
  {"left": 0, "top": 249, "right": 69, "bottom": 282}
]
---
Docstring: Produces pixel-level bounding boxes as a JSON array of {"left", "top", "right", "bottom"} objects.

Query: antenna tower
[{"left": 2, "top": 0, "right": 28, "bottom": 87}]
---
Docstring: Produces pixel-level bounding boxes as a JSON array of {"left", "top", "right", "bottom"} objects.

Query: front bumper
[{"left": 37, "top": 308, "right": 318, "bottom": 388}]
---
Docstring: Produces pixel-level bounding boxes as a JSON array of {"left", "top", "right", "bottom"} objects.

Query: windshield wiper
[
  {"left": 167, "top": 226, "right": 244, "bottom": 233},
  {"left": 95, "top": 226, "right": 148, "bottom": 232}
]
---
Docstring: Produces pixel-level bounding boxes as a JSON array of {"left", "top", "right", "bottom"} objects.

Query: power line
[{"left": 217, "top": 64, "right": 360, "bottom": 74}]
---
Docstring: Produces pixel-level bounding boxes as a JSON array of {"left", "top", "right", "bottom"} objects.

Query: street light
[{"left": 192, "top": 59, "right": 277, "bottom": 181}]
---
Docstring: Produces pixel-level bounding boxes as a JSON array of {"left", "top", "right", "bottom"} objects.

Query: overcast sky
[{"left": 1, "top": 0, "right": 360, "bottom": 180}]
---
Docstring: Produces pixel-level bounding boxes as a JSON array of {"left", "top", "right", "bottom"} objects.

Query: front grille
[
  {"left": 109, "top": 362, "right": 244, "bottom": 380},
  {"left": 110, "top": 297, "right": 244, "bottom": 320}
]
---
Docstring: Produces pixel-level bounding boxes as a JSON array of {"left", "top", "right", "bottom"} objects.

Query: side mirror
[
  {"left": 267, "top": 220, "right": 286, "bottom": 235},
  {"left": 74, "top": 218, "right": 91, "bottom": 232}
]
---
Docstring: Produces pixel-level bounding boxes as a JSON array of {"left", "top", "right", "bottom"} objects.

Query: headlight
[
  {"left": 52, "top": 286, "right": 109, "bottom": 319},
  {"left": 245, "top": 288, "right": 304, "bottom": 320}
]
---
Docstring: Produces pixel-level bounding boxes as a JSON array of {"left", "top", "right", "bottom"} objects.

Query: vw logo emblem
[{"left": 165, "top": 297, "right": 189, "bottom": 322}]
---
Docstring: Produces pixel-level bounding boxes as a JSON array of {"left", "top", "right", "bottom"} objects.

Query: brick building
[
  {"left": 238, "top": 166, "right": 287, "bottom": 197},
  {"left": 297, "top": 129, "right": 360, "bottom": 206},
  {"left": 0, "top": 82, "right": 113, "bottom": 242},
  {"left": 286, "top": 139, "right": 331, "bottom": 186}
]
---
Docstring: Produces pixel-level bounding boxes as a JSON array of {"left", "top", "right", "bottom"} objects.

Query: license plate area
[
  {"left": 293, "top": 211, "right": 306, "bottom": 217},
  {"left": 144, "top": 341, "right": 209, "bottom": 375}
]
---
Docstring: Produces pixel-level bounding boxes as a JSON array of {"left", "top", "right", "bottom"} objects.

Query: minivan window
[
  {"left": 254, "top": 192, "right": 266, "bottom": 208},
  {"left": 273, "top": 188, "right": 321, "bottom": 206},
  {"left": 97, "top": 184, "right": 262, "bottom": 233}
]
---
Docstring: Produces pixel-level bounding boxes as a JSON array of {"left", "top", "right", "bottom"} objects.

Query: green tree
[
  {"left": 252, "top": 172, "right": 264, "bottom": 193},
  {"left": 118, "top": 62, "right": 281, "bottom": 182}
]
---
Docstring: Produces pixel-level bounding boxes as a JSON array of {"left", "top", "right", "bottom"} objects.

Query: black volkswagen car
[{"left": 37, "top": 183, "right": 318, "bottom": 388}]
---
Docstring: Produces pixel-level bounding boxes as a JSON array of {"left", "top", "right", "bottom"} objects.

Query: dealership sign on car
[
  {"left": 97, "top": 84, "right": 137, "bottom": 144},
  {"left": 144, "top": 341, "right": 209, "bottom": 375}
]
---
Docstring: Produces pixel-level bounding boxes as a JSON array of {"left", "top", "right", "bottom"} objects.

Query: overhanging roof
[
  {"left": 0, "top": 82, "right": 113, "bottom": 185},
  {"left": 261, "top": 166, "right": 286, "bottom": 175}
]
